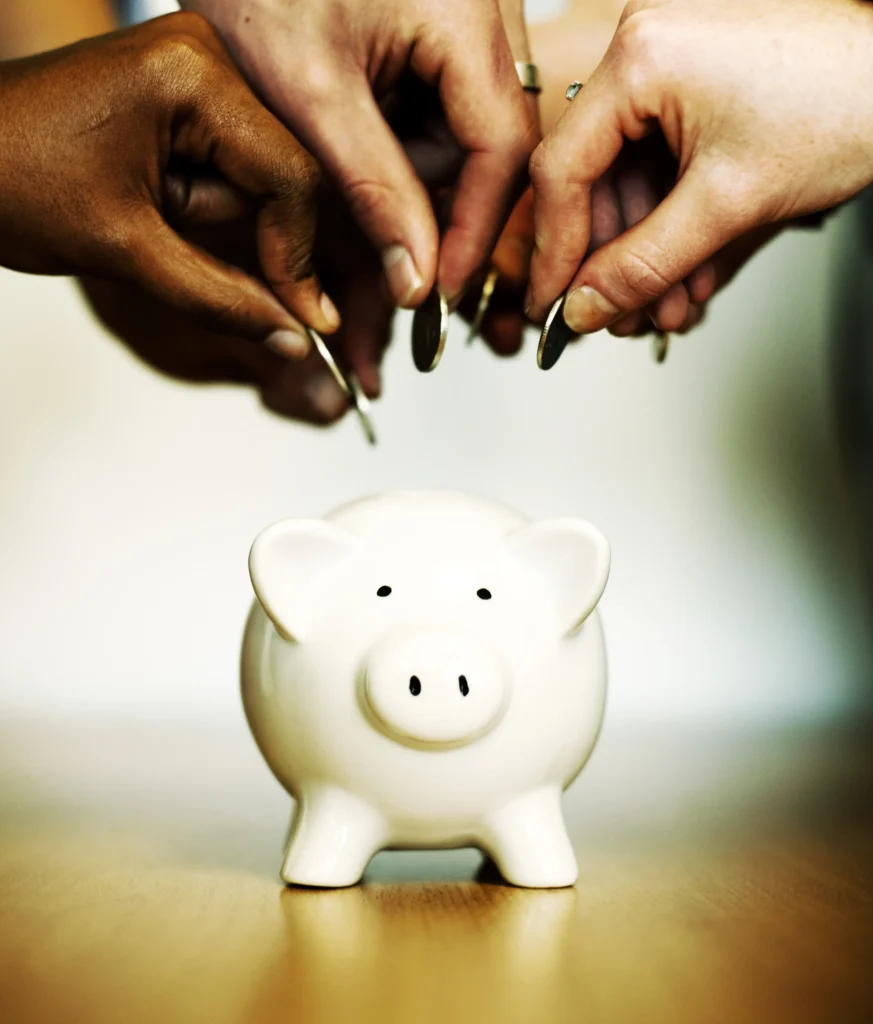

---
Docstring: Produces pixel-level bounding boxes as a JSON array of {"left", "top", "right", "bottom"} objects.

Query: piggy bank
[{"left": 241, "top": 491, "right": 610, "bottom": 889}]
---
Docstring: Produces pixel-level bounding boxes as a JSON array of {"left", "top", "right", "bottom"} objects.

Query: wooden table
[{"left": 1, "top": 719, "right": 871, "bottom": 1023}]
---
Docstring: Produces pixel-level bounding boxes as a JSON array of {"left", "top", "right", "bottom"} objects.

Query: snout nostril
[
  {"left": 459, "top": 675, "right": 469, "bottom": 697},
  {"left": 409, "top": 675, "right": 422, "bottom": 697}
]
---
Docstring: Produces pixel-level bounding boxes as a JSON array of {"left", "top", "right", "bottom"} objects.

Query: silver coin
[
  {"left": 349, "top": 374, "right": 377, "bottom": 446},
  {"left": 307, "top": 327, "right": 376, "bottom": 445},
  {"left": 652, "top": 330, "right": 670, "bottom": 364},
  {"left": 306, "top": 326, "right": 352, "bottom": 398},
  {"left": 411, "top": 286, "right": 449, "bottom": 372},
  {"left": 537, "top": 295, "right": 577, "bottom": 370},
  {"left": 466, "top": 267, "right": 499, "bottom": 346}
]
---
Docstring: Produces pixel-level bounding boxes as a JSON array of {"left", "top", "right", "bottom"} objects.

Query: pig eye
[
  {"left": 477, "top": 588, "right": 492, "bottom": 600},
  {"left": 377, "top": 585, "right": 392, "bottom": 597}
]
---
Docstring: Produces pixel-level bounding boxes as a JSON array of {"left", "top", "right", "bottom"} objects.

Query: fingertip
[
  {"left": 609, "top": 312, "right": 647, "bottom": 337},
  {"left": 688, "top": 261, "right": 717, "bottom": 304},
  {"left": 676, "top": 302, "right": 706, "bottom": 335},
  {"left": 652, "top": 282, "right": 689, "bottom": 333},
  {"left": 484, "top": 313, "right": 525, "bottom": 356}
]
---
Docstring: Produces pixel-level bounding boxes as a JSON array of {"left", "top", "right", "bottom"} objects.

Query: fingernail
[
  {"left": 320, "top": 293, "right": 340, "bottom": 330},
  {"left": 304, "top": 370, "right": 348, "bottom": 419},
  {"left": 382, "top": 245, "right": 422, "bottom": 308},
  {"left": 265, "top": 327, "right": 309, "bottom": 359},
  {"left": 563, "top": 285, "right": 621, "bottom": 334}
]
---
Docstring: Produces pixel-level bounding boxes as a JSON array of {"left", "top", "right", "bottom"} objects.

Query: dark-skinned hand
[{"left": 0, "top": 11, "right": 339, "bottom": 358}]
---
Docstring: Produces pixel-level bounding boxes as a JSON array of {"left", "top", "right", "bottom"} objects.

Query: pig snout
[{"left": 362, "top": 623, "right": 509, "bottom": 748}]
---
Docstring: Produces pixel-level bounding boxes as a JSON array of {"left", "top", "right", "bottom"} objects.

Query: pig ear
[
  {"left": 507, "top": 519, "right": 610, "bottom": 636},
  {"left": 249, "top": 520, "right": 358, "bottom": 643}
]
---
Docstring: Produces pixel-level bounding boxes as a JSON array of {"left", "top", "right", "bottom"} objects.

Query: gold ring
[{"left": 515, "top": 62, "right": 542, "bottom": 95}]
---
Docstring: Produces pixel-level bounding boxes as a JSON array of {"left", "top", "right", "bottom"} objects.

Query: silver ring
[
  {"left": 515, "top": 61, "right": 542, "bottom": 95},
  {"left": 565, "top": 80, "right": 583, "bottom": 101}
]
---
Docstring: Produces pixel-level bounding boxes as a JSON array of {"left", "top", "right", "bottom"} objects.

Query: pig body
[{"left": 241, "top": 491, "right": 610, "bottom": 888}]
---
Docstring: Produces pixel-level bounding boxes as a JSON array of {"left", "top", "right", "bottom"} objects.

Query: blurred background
[{"left": 0, "top": 0, "right": 871, "bottom": 731}]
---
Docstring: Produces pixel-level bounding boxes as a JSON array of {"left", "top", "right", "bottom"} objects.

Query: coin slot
[
  {"left": 377, "top": 585, "right": 392, "bottom": 597},
  {"left": 459, "top": 675, "right": 470, "bottom": 697},
  {"left": 477, "top": 588, "right": 492, "bottom": 600},
  {"left": 409, "top": 676, "right": 422, "bottom": 696}
]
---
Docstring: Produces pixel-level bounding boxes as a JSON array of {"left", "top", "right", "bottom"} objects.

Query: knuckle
[
  {"left": 342, "top": 178, "right": 397, "bottom": 232},
  {"left": 529, "top": 139, "right": 570, "bottom": 191},
  {"left": 610, "top": 246, "right": 675, "bottom": 304},
  {"left": 612, "top": 11, "right": 661, "bottom": 90},
  {"left": 138, "top": 25, "right": 217, "bottom": 95},
  {"left": 294, "top": 59, "right": 338, "bottom": 105},
  {"left": 702, "top": 162, "right": 765, "bottom": 229}
]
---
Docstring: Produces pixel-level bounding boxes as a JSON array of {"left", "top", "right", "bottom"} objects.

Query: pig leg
[
  {"left": 480, "top": 788, "right": 578, "bottom": 889},
  {"left": 280, "top": 788, "right": 385, "bottom": 888}
]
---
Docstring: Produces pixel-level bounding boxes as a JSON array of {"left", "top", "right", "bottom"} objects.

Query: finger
[
  {"left": 260, "top": 356, "right": 350, "bottom": 426},
  {"left": 117, "top": 209, "right": 312, "bottom": 355},
  {"left": 482, "top": 309, "right": 525, "bottom": 356},
  {"left": 335, "top": 275, "right": 395, "bottom": 399},
  {"left": 589, "top": 174, "right": 624, "bottom": 254},
  {"left": 526, "top": 60, "right": 632, "bottom": 320},
  {"left": 164, "top": 171, "right": 254, "bottom": 227},
  {"left": 675, "top": 301, "right": 705, "bottom": 335},
  {"left": 614, "top": 154, "right": 694, "bottom": 333},
  {"left": 270, "top": 71, "right": 438, "bottom": 310},
  {"left": 414, "top": 19, "right": 538, "bottom": 300},
  {"left": 609, "top": 311, "right": 648, "bottom": 337},
  {"left": 491, "top": 188, "right": 535, "bottom": 287},
  {"left": 184, "top": 67, "right": 340, "bottom": 335},
  {"left": 687, "top": 260, "right": 717, "bottom": 304},
  {"left": 559, "top": 163, "right": 742, "bottom": 335},
  {"left": 649, "top": 281, "right": 689, "bottom": 332}
]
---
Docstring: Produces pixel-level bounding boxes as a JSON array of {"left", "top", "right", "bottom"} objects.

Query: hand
[
  {"left": 0, "top": 12, "right": 338, "bottom": 356},
  {"left": 526, "top": 0, "right": 873, "bottom": 335},
  {"left": 80, "top": 216, "right": 357, "bottom": 426},
  {"left": 181, "top": 0, "right": 537, "bottom": 307}
]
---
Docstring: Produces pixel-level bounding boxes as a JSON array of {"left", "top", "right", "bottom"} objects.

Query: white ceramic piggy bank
[{"left": 241, "top": 491, "right": 610, "bottom": 889}]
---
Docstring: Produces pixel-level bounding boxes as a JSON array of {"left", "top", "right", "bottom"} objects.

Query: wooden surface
[{"left": 0, "top": 719, "right": 871, "bottom": 1024}]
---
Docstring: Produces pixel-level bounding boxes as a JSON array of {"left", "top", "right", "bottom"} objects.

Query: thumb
[
  {"left": 116, "top": 209, "right": 313, "bottom": 356},
  {"left": 561, "top": 164, "right": 745, "bottom": 335}
]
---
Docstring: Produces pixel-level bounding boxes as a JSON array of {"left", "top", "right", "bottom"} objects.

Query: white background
[
  {"left": 1, "top": 211, "right": 868, "bottom": 726},
  {"left": 0, "top": 0, "right": 869, "bottom": 727}
]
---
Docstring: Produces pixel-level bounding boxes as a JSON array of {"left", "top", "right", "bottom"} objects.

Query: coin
[
  {"left": 307, "top": 326, "right": 352, "bottom": 398},
  {"left": 307, "top": 327, "right": 376, "bottom": 445},
  {"left": 349, "top": 374, "right": 377, "bottom": 446},
  {"left": 565, "top": 81, "right": 583, "bottom": 101},
  {"left": 652, "top": 330, "right": 670, "bottom": 364},
  {"left": 411, "top": 285, "right": 449, "bottom": 372},
  {"left": 466, "top": 267, "right": 499, "bottom": 346},
  {"left": 537, "top": 295, "right": 577, "bottom": 370}
]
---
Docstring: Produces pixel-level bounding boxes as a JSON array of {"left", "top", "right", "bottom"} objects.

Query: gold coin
[
  {"left": 537, "top": 295, "right": 577, "bottom": 370},
  {"left": 652, "top": 330, "right": 670, "bottom": 364},
  {"left": 466, "top": 268, "right": 499, "bottom": 346}
]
